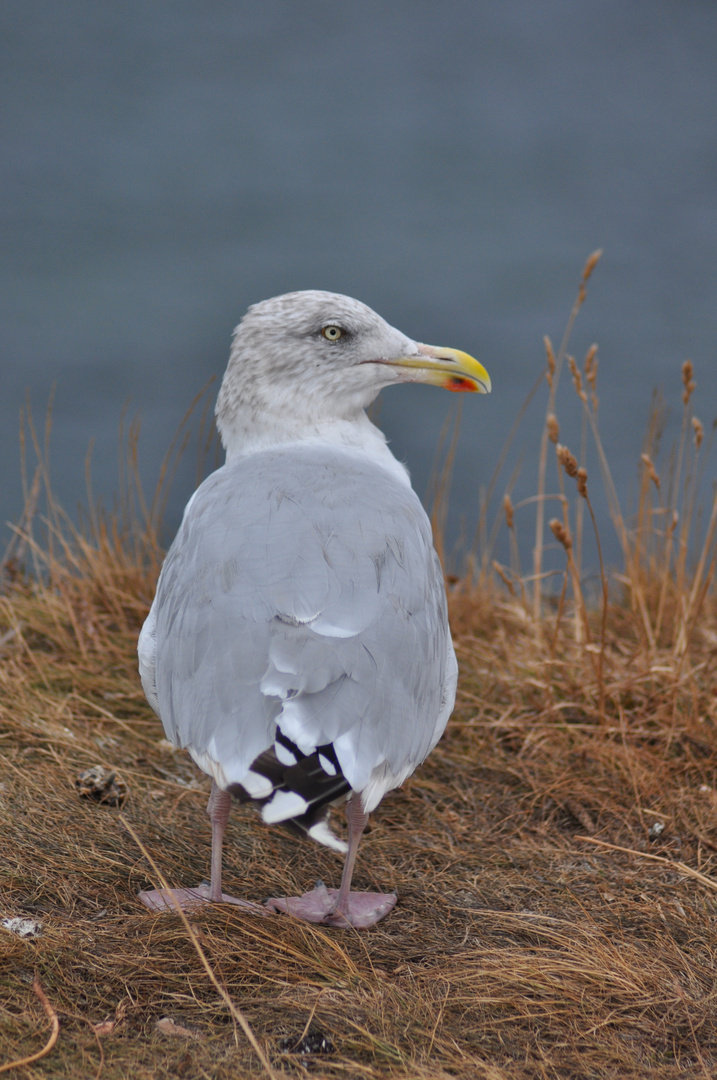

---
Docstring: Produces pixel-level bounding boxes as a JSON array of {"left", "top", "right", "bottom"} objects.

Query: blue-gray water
[{"left": 2, "top": 1, "right": 716, "bottom": 575}]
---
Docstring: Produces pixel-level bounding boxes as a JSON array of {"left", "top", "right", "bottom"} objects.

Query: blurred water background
[{"left": 2, "top": 0, "right": 716, "bottom": 578}]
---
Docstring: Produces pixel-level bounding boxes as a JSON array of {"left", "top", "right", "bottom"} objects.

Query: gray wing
[{"left": 143, "top": 444, "right": 453, "bottom": 799}]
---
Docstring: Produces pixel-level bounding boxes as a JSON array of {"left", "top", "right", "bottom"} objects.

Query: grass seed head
[
  {"left": 557, "top": 443, "right": 579, "bottom": 479},
  {"left": 582, "top": 248, "right": 603, "bottom": 283},
  {"left": 544, "top": 335, "right": 556, "bottom": 386},
  {"left": 681, "top": 360, "right": 696, "bottom": 405},
  {"left": 568, "top": 356, "right": 587, "bottom": 403},
  {"left": 550, "top": 517, "right": 573, "bottom": 550},
  {"left": 692, "top": 416, "right": 704, "bottom": 450},
  {"left": 640, "top": 452, "right": 660, "bottom": 489},
  {"left": 547, "top": 413, "right": 560, "bottom": 444},
  {"left": 503, "top": 493, "right": 514, "bottom": 529}
]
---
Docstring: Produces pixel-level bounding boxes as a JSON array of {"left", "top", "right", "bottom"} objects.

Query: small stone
[
  {"left": 155, "top": 1016, "right": 202, "bottom": 1040},
  {"left": 2, "top": 916, "right": 42, "bottom": 939},
  {"left": 279, "top": 1029, "right": 334, "bottom": 1055},
  {"left": 76, "top": 765, "right": 127, "bottom": 807}
]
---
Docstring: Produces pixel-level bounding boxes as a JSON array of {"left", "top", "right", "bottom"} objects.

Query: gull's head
[{"left": 216, "top": 290, "right": 490, "bottom": 452}]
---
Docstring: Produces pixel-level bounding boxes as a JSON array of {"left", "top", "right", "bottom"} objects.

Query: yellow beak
[{"left": 384, "top": 343, "right": 491, "bottom": 394}]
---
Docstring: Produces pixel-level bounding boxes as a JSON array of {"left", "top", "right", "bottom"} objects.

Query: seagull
[{"left": 137, "top": 290, "right": 490, "bottom": 928}]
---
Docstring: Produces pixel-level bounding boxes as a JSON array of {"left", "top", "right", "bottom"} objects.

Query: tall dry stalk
[
  {"left": 533, "top": 249, "right": 602, "bottom": 620},
  {"left": 674, "top": 362, "right": 696, "bottom": 595},
  {"left": 473, "top": 368, "right": 545, "bottom": 584},
  {"left": 427, "top": 399, "right": 464, "bottom": 573}
]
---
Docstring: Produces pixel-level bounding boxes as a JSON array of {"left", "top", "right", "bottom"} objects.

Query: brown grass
[{"left": 1, "top": 264, "right": 716, "bottom": 1078}]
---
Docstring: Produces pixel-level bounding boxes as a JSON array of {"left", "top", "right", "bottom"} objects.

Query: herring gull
[{"left": 137, "top": 290, "right": 491, "bottom": 927}]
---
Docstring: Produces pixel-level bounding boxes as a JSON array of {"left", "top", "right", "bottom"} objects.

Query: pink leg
[
  {"left": 266, "top": 795, "right": 397, "bottom": 928},
  {"left": 207, "top": 782, "right": 231, "bottom": 901},
  {"left": 138, "top": 782, "right": 266, "bottom": 914}
]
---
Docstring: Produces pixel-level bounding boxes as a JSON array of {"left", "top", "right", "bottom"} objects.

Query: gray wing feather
[{"left": 146, "top": 444, "right": 451, "bottom": 791}]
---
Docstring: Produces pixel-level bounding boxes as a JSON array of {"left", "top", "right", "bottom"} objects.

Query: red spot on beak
[{"left": 447, "top": 376, "right": 474, "bottom": 392}]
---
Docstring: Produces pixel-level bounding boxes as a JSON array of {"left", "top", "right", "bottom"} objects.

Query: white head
[{"left": 216, "top": 290, "right": 490, "bottom": 455}]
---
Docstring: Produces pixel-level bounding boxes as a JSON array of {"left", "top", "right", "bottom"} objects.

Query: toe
[{"left": 327, "top": 891, "right": 397, "bottom": 929}]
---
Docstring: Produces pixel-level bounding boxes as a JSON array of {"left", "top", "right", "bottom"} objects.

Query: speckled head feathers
[{"left": 215, "top": 290, "right": 417, "bottom": 451}]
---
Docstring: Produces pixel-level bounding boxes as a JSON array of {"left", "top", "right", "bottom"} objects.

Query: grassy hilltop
[{"left": 1, "top": 259, "right": 716, "bottom": 1078}]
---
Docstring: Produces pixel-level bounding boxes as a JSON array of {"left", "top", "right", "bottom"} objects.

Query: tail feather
[{"left": 227, "top": 730, "right": 350, "bottom": 851}]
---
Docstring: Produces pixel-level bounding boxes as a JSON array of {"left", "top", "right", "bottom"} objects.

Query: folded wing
[{"left": 140, "top": 444, "right": 455, "bottom": 815}]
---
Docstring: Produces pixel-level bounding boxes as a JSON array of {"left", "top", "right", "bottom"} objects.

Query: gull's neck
[{"left": 220, "top": 411, "right": 411, "bottom": 487}]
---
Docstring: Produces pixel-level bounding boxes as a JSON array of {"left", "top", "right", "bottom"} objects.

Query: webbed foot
[{"left": 265, "top": 880, "right": 397, "bottom": 928}]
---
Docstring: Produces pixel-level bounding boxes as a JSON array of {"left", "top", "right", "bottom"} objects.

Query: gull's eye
[{"left": 321, "top": 325, "right": 343, "bottom": 341}]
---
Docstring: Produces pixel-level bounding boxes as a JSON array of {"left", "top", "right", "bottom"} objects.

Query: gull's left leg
[
  {"left": 139, "top": 782, "right": 264, "bottom": 913},
  {"left": 266, "top": 794, "right": 397, "bottom": 928}
]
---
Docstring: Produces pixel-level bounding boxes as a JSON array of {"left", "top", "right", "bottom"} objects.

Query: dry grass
[{"left": 2, "top": 264, "right": 717, "bottom": 1078}]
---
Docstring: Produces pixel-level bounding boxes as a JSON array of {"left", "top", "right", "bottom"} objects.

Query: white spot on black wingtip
[
  {"left": 274, "top": 740, "right": 298, "bottom": 766},
  {"left": 241, "top": 770, "right": 274, "bottom": 798},
  {"left": 275, "top": 727, "right": 304, "bottom": 760},
  {"left": 318, "top": 753, "right": 337, "bottom": 776},
  {"left": 262, "top": 790, "right": 310, "bottom": 823},
  {"left": 308, "top": 819, "right": 348, "bottom": 853}
]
